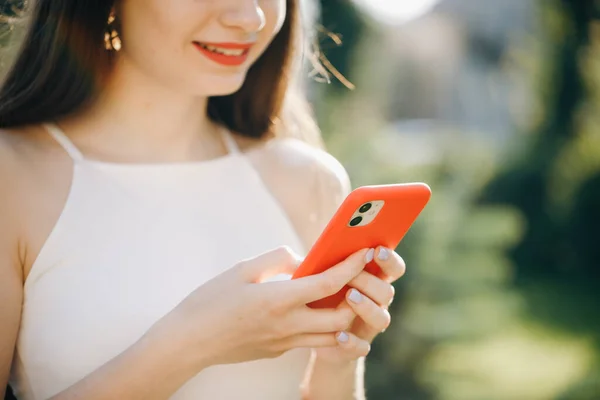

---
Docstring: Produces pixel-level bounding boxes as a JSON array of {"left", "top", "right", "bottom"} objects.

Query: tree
[{"left": 480, "top": 0, "right": 600, "bottom": 396}]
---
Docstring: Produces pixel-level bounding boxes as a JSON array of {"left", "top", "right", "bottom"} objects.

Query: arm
[
  {"left": 1, "top": 225, "right": 203, "bottom": 400},
  {"left": 0, "top": 137, "right": 26, "bottom": 399},
  {"left": 304, "top": 356, "right": 365, "bottom": 400},
  {"left": 0, "top": 228, "right": 23, "bottom": 400},
  {"left": 0, "top": 136, "right": 206, "bottom": 400},
  {"left": 47, "top": 328, "right": 205, "bottom": 400},
  {"left": 2, "top": 132, "right": 369, "bottom": 400},
  {"left": 302, "top": 147, "right": 365, "bottom": 400},
  {"left": 236, "top": 138, "right": 365, "bottom": 399}
]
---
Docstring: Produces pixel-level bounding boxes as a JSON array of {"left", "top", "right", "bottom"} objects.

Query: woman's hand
[
  {"left": 314, "top": 247, "right": 406, "bottom": 364},
  {"left": 147, "top": 246, "right": 372, "bottom": 372}
]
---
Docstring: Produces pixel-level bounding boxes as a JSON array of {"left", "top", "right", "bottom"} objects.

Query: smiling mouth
[{"left": 193, "top": 42, "right": 252, "bottom": 66}]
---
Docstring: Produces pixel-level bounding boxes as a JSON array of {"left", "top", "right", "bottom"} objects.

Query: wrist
[
  {"left": 313, "top": 352, "right": 359, "bottom": 370},
  {"left": 140, "top": 321, "right": 212, "bottom": 380},
  {"left": 305, "top": 356, "right": 363, "bottom": 400},
  {"left": 311, "top": 353, "right": 360, "bottom": 382}
]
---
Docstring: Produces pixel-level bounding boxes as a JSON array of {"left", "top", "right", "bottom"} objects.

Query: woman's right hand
[{"left": 149, "top": 246, "right": 371, "bottom": 370}]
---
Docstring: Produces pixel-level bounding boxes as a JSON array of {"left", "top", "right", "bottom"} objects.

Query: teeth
[{"left": 201, "top": 43, "right": 245, "bottom": 56}]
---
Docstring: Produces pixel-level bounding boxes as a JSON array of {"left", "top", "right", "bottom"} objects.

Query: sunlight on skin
[{"left": 351, "top": 0, "right": 442, "bottom": 24}]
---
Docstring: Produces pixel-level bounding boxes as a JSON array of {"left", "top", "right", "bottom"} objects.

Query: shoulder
[
  {"left": 0, "top": 128, "right": 28, "bottom": 204},
  {"left": 0, "top": 128, "right": 21, "bottom": 164},
  {"left": 0, "top": 125, "right": 68, "bottom": 264},
  {"left": 244, "top": 137, "right": 352, "bottom": 248},
  {"left": 0, "top": 128, "right": 29, "bottom": 272},
  {"left": 0, "top": 127, "right": 43, "bottom": 227},
  {"left": 0, "top": 125, "right": 51, "bottom": 172},
  {"left": 0, "top": 130, "right": 28, "bottom": 387},
  {"left": 0, "top": 126, "right": 50, "bottom": 196},
  {"left": 248, "top": 137, "right": 350, "bottom": 196},
  {"left": 246, "top": 137, "right": 351, "bottom": 206}
]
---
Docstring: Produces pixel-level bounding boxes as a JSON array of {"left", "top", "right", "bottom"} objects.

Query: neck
[{"left": 61, "top": 57, "right": 225, "bottom": 163}]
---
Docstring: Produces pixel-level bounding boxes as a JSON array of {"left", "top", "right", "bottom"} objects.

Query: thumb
[{"left": 239, "top": 246, "right": 303, "bottom": 283}]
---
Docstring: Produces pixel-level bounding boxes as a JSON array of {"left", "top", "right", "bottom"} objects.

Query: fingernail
[
  {"left": 336, "top": 331, "right": 349, "bottom": 343},
  {"left": 365, "top": 248, "right": 375, "bottom": 263},
  {"left": 378, "top": 248, "right": 389, "bottom": 261},
  {"left": 348, "top": 289, "right": 362, "bottom": 303}
]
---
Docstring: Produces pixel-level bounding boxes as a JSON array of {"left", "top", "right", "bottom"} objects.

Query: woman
[{"left": 0, "top": 1, "right": 405, "bottom": 399}]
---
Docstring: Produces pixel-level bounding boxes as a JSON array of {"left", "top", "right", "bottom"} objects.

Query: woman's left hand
[{"left": 314, "top": 247, "right": 406, "bottom": 364}]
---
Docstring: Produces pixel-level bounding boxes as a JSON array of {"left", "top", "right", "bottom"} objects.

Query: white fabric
[{"left": 10, "top": 124, "right": 310, "bottom": 400}]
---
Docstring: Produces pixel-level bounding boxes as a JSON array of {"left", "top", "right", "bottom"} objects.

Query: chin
[{"left": 192, "top": 72, "right": 249, "bottom": 97}]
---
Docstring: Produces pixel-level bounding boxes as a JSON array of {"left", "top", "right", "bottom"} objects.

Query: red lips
[{"left": 193, "top": 42, "right": 253, "bottom": 66}]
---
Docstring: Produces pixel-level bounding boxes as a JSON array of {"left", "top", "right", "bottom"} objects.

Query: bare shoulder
[
  {"left": 246, "top": 137, "right": 351, "bottom": 198},
  {"left": 0, "top": 125, "right": 72, "bottom": 274},
  {"left": 0, "top": 125, "right": 49, "bottom": 201},
  {"left": 0, "top": 127, "right": 40, "bottom": 253},
  {"left": 0, "top": 131, "right": 20, "bottom": 398},
  {"left": 245, "top": 137, "right": 352, "bottom": 249},
  {"left": 0, "top": 128, "right": 29, "bottom": 214},
  {"left": 0, "top": 124, "right": 71, "bottom": 188},
  {"left": 0, "top": 128, "right": 29, "bottom": 289},
  {"left": 0, "top": 127, "right": 33, "bottom": 393},
  {"left": 0, "top": 128, "right": 21, "bottom": 168},
  {"left": 0, "top": 125, "right": 50, "bottom": 172}
]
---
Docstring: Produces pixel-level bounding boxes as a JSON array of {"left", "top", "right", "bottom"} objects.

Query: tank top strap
[
  {"left": 43, "top": 122, "right": 238, "bottom": 160},
  {"left": 219, "top": 126, "right": 240, "bottom": 154},
  {"left": 43, "top": 123, "right": 84, "bottom": 161}
]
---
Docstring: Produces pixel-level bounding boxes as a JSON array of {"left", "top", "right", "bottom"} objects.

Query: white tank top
[{"left": 10, "top": 124, "right": 311, "bottom": 400}]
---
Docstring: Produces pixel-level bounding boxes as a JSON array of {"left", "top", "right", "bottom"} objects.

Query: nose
[{"left": 220, "top": 1, "right": 266, "bottom": 33}]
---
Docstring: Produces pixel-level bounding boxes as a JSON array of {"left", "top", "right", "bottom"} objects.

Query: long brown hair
[{"left": 0, "top": 0, "right": 323, "bottom": 146}]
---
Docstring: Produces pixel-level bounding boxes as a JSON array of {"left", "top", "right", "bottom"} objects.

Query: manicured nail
[
  {"left": 378, "top": 248, "right": 389, "bottom": 261},
  {"left": 336, "top": 331, "right": 349, "bottom": 343},
  {"left": 365, "top": 248, "right": 375, "bottom": 263},
  {"left": 348, "top": 289, "right": 363, "bottom": 303}
]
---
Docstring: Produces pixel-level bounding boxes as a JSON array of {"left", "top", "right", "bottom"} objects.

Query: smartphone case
[{"left": 292, "top": 183, "right": 431, "bottom": 308}]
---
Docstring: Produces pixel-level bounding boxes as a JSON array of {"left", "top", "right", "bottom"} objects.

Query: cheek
[
  {"left": 260, "top": 0, "right": 287, "bottom": 36},
  {"left": 253, "top": 0, "right": 287, "bottom": 55},
  {"left": 119, "top": 2, "right": 209, "bottom": 68},
  {"left": 267, "top": 0, "right": 288, "bottom": 33}
]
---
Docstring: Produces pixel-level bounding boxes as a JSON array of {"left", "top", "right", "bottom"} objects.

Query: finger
[
  {"left": 334, "top": 331, "right": 371, "bottom": 358},
  {"left": 239, "top": 246, "right": 302, "bottom": 283},
  {"left": 373, "top": 247, "right": 406, "bottom": 283},
  {"left": 293, "top": 307, "right": 355, "bottom": 334},
  {"left": 281, "top": 333, "right": 339, "bottom": 350},
  {"left": 346, "top": 289, "right": 391, "bottom": 336},
  {"left": 349, "top": 271, "right": 395, "bottom": 308},
  {"left": 286, "top": 248, "right": 374, "bottom": 304}
]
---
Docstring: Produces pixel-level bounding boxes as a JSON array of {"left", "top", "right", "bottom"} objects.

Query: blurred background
[
  {"left": 310, "top": 0, "right": 600, "bottom": 399},
  {"left": 2, "top": 0, "right": 600, "bottom": 399}
]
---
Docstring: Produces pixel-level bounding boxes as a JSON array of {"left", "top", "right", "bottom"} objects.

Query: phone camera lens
[
  {"left": 349, "top": 216, "right": 363, "bottom": 227},
  {"left": 359, "top": 203, "right": 372, "bottom": 213}
]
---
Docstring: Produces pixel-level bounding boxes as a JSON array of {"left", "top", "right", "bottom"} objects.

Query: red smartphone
[{"left": 292, "top": 183, "right": 431, "bottom": 309}]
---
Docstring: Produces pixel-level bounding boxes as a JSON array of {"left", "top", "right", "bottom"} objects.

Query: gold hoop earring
[{"left": 104, "top": 10, "right": 122, "bottom": 51}]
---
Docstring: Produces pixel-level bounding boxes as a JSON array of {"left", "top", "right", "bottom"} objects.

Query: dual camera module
[
  {"left": 347, "top": 200, "right": 385, "bottom": 227},
  {"left": 349, "top": 202, "right": 373, "bottom": 226}
]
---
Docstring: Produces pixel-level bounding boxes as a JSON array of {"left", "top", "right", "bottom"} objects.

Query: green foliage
[
  {"left": 481, "top": 0, "right": 600, "bottom": 338},
  {"left": 330, "top": 132, "right": 525, "bottom": 399},
  {"left": 317, "top": 0, "right": 600, "bottom": 398},
  {"left": 0, "top": 0, "right": 26, "bottom": 79},
  {"left": 556, "top": 368, "right": 600, "bottom": 400}
]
